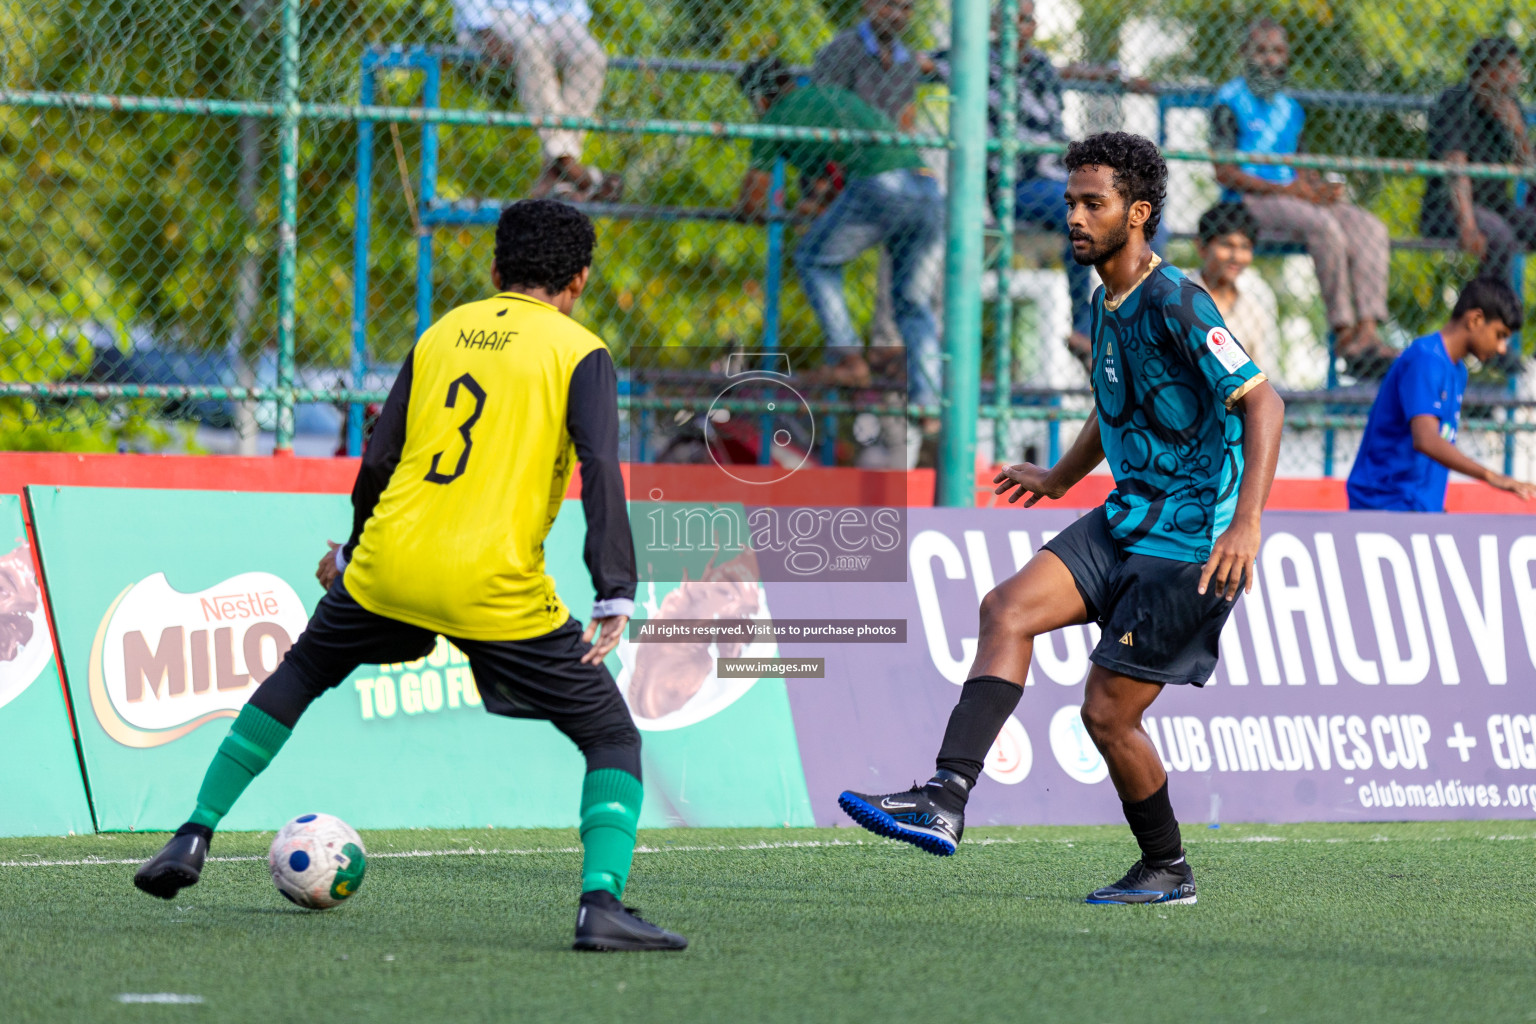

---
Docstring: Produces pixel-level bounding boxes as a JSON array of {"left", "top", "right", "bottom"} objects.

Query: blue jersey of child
[{"left": 1346, "top": 332, "right": 1467, "bottom": 512}]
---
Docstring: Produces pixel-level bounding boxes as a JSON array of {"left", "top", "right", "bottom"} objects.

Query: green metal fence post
[
  {"left": 937, "top": 0, "right": 989, "bottom": 506},
  {"left": 993, "top": 0, "right": 1020, "bottom": 468},
  {"left": 273, "top": 0, "right": 301, "bottom": 454}
]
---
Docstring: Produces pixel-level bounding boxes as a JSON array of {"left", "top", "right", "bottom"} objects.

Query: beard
[
  {"left": 1245, "top": 60, "right": 1287, "bottom": 99},
  {"left": 1071, "top": 211, "right": 1131, "bottom": 266}
]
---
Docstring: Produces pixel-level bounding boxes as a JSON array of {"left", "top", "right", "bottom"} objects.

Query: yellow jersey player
[{"left": 134, "top": 200, "right": 685, "bottom": 952}]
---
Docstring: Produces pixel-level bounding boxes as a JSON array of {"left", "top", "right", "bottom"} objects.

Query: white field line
[
  {"left": 116, "top": 994, "right": 204, "bottom": 1005},
  {"left": 2, "top": 831, "right": 1535, "bottom": 869}
]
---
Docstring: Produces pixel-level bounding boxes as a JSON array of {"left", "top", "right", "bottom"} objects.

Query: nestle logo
[{"left": 199, "top": 591, "right": 282, "bottom": 622}]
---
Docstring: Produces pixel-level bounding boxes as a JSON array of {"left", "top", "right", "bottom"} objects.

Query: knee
[
  {"left": 568, "top": 709, "right": 642, "bottom": 777},
  {"left": 1482, "top": 215, "right": 1517, "bottom": 252},
  {"left": 1079, "top": 698, "right": 1118, "bottom": 747},
  {"left": 979, "top": 586, "right": 1042, "bottom": 642}
]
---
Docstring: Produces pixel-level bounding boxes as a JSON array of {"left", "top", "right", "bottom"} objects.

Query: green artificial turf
[{"left": 2, "top": 822, "right": 1534, "bottom": 1023}]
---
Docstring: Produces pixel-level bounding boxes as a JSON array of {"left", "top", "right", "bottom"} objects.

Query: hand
[
  {"left": 1318, "top": 181, "right": 1346, "bottom": 203},
  {"left": 581, "top": 614, "right": 628, "bottom": 664},
  {"left": 315, "top": 540, "right": 341, "bottom": 590},
  {"left": 1460, "top": 223, "right": 1489, "bottom": 260},
  {"left": 1199, "top": 517, "right": 1261, "bottom": 601},
  {"left": 793, "top": 196, "right": 830, "bottom": 219},
  {"left": 993, "top": 463, "right": 1065, "bottom": 506},
  {"left": 1281, "top": 179, "right": 1318, "bottom": 203},
  {"left": 1489, "top": 473, "right": 1536, "bottom": 500},
  {"left": 1493, "top": 96, "right": 1526, "bottom": 134}
]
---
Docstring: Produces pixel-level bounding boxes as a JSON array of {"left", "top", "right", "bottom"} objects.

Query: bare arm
[
  {"left": 1411, "top": 414, "right": 1536, "bottom": 499},
  {"left": 1199, "top": 379, "right": 1284, "bottom": 599},
  {"left": 1210, "top": 104, "right": 1321, "bottom": 201},
  {"left": 993, "top": 415, "right": 1106, "bottom": 505},
  {"left": 736, "top": 169, "right": 772, "bottom": 221},
  {"left": 1443, "top": 151, "right": 1488, "bottom": 258}
]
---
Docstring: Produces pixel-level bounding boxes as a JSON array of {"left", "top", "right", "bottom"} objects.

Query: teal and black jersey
[{"left": 1089, "top": 259, "right": 1268, "bottom": 564}]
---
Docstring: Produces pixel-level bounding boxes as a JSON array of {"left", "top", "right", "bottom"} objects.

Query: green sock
[
  {"left": 578, "top": 768, "right": 643, "bottom": 898},
  {"left": 186, "top": 705, "right": 292, "bottom": 830}
]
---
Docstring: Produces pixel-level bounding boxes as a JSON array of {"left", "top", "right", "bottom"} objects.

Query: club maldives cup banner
[
  {"left": 778, "top": 508, "right": 1536, "bottom": 827},
  {"left": 18, "top": 486, "right": 1536, "bottom": 834},
  {"left": 0, "top": 495, "right": 94, "bottom": 836},
  {"left": 29, "top": 486, "right": 814, "bottom": 832}
]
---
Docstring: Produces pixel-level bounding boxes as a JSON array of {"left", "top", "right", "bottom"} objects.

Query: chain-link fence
[{"left": 3, "top": 1, "right": 1535, "bottom": 484}]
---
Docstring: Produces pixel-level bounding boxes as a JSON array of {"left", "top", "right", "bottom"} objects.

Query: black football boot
[{"left": 572, "top": 890, "right": 688, "bottom": 952}]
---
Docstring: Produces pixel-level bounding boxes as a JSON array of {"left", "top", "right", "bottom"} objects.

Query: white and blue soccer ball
[{"left": 268, "top": 812, "right": 367, "bottom": 910}]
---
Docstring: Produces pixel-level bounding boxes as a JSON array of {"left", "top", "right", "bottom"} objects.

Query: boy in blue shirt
[{"left": 1348, "top": 277, "right": 1536, "bottom": 510}]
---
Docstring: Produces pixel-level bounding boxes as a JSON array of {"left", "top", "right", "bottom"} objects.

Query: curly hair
[
  {"left": 494, "top": 199, "right": 595, "bottom": 293},
  {"left": 1064, "top": 132, "right": 1168, "bottom": 239}
]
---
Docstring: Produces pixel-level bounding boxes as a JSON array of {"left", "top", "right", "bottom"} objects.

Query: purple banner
[{"left": 777, "top": 508, "right": 1536, "bottom": 826}]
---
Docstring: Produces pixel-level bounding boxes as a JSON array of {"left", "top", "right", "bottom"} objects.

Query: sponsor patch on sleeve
[{"left": 1205, "top": 326, "right": 1252, "bottom": 372}]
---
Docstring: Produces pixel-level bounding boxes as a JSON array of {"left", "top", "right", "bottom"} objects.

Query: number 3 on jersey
[{"left": 424, "top": 373, "right": 486, "bottom": 484}]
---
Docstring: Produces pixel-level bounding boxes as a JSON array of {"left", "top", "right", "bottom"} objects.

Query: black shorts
[
  {"left": 265, "top": 579, "right": 639, "bottom": 768},
  {"left": 1042, "top": 507, "right": 1236, "bottom": 687}
]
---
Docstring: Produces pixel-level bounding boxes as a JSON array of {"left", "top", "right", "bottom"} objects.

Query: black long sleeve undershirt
[
  {"left": 566, "top": 347, "right": 637, "bottom": 606},
  {"left": 343, "top": 346, "right": 414, "bottom": 562}
]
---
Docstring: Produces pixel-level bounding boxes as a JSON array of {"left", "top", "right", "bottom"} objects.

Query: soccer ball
[{"left": 268, "top": 812, "right": 367, "bottom": 909}]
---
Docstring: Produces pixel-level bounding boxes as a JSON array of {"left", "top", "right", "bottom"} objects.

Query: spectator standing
[
  {"left": 812, "top": 0, "right": 930, "bottom": 354},
  {"left": 811, "top": 0, "right": 926, "bottom": 129},
  {"left": 456, "top": 0, "right": 620, "bottom": 200},
  {"left": 735, "top": 58, "right": 944, "bottom": 417},
  {"left": 1186, "top": 202, "right": 1279, "bottom": 379},
  {"left": 1211, "top": 19, "right": 1393, "bottom": 375},
  {"left": 1347, "top": 278, "right": 1536, "bottom": 511},
  {"left": 930, "top": 1, "right": 1134, "bottom": 364},
  {"left": 1423, "top": 36, "right": 1536, "bottom": 289}
]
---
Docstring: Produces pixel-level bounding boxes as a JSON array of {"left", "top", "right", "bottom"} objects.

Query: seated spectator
[
  {"left": 455, "top": 0, "right": 620, "bottom": 201},
  {"left": 734, "top": 58, "right": 944, "bottom": 418},
  {"left": 930, "top": 1, "right": 1098, "bottom": 364},
  {"left": 1347, "top": 277, "right": 1536, "bottom": 511},
  {"left": 1187, "top": 202, "right": 1279, "bottom": 379},
  {"left": 1423, "top": 36, "right": 1536, "bottom": 291},
  {"left": 1211, "top": 18, "right": 1393, "bottom": 375}
]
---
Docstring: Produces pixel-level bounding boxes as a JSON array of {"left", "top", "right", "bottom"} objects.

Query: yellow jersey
[{"left": 342, "top": 291, "right": 634, "bottom": 641}]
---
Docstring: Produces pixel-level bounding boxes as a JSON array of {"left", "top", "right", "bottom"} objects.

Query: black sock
[
  {"left": 1122, "top": 780, "right": 1183, "bottom": 866},
  {"left": 933, "top": 675, "right": 1023, "bottom": 794}
]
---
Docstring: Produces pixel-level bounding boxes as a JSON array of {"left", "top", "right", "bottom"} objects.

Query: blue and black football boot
[
  {"left": 838, "top": 771, "right": 969, "bottom": 856},
  {"left": 1085, "top": 854, "right": 1197, "bottom": 905}
]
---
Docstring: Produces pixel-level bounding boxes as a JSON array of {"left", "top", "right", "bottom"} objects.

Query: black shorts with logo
[
  {"left": 1041, "top": 507, "right": 1237, "bottom": 687},
  {"left": 251, "top": 578, "right": 639, "bottom": 770}
]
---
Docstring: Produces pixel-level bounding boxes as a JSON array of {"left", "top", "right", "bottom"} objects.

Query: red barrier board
[{"left": 0, "top": 452, "right": 1528, "bottom": 513}]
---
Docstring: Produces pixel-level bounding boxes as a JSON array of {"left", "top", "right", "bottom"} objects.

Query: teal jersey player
[
  {"left": 837, "top": 133, "right": 1285, "bottom": 908},
  {"left": 1089, "top": 259, "right": 1268, "bottom": 563}
]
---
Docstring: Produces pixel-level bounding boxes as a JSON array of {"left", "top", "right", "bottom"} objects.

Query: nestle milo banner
[
  {"left": 30, "top": 487, "right": 813, "bottom": 832},
  {"left": 781, "top": 508, "right": 1536, "bottom": 826},
  {"left": 0, "top": 495, "right": 94, "bottom": 837}
]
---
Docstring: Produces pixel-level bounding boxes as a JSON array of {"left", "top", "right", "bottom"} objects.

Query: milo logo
[{"left": 88, "top": 572, "right": 310, "bottom": 747}]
